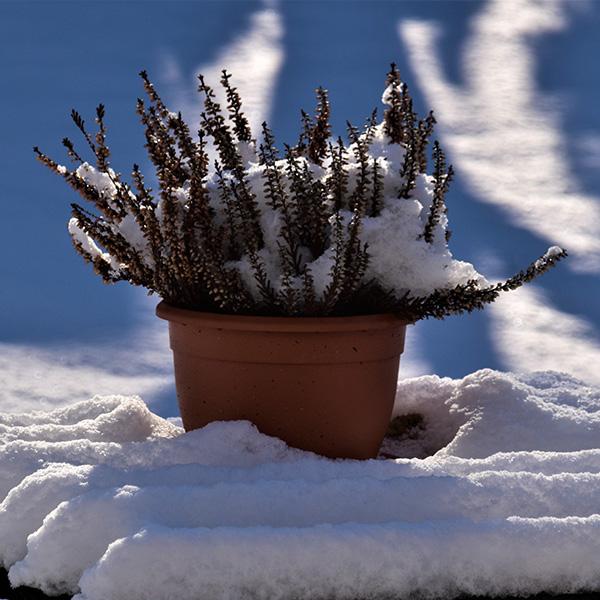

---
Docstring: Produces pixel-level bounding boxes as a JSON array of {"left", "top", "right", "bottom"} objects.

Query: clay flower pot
[{"left": 157, "top": 302, "right": 409, "bottom": 459}]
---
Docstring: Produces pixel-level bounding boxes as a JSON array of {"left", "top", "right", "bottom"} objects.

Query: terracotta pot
[{"left": 156, "top": 302, "right": 409, "bottom": 459}]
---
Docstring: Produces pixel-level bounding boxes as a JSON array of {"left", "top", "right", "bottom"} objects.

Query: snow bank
[
  {"left": 383, "top": 369, "right": 600, "bottom": 459},
  {"left": 2, "top": 369, "right": 600, "bottom": 599},
  {"left": 77, "top": 517, "right": 600, "bottom": 600}
]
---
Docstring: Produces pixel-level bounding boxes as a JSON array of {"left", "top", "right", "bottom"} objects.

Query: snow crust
[{"left": 2, "top": 369, "right": 600, "bottom": 598}]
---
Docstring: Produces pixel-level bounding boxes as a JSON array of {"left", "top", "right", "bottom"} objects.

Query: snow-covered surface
[
  {"left": 2, "top": 369, "right": 600, "bottom": 599},
  {"left": 489, "top": 285, "right": 600, "bottom": 385},
  {"left": 0, "top": 312, "right": 171, "bottom": 413}
]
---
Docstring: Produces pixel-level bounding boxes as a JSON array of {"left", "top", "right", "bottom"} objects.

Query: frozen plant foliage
[
  {"left": 35, "top": 65, "right": 566, "bottom": 318},
  {"left": 1, "top": 370, "right": 600, "bottom": 598}
]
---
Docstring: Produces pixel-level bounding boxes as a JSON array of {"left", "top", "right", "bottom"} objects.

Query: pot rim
[{"left": 156, "top": 301, "right": 413, "bottom": 332}]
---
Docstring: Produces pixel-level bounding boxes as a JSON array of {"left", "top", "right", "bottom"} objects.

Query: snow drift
[{"left": 2, "top": 369, "right": 600, "bottom": 599}]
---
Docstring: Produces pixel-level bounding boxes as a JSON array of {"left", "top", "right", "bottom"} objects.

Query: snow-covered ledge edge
[{"left": 1, "top": 369, "right": 599, "bottom": 599}]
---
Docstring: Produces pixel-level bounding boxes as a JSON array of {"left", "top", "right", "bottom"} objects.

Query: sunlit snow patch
[{"left": 1, "top": 369, "right": 600, "bottom": 598}]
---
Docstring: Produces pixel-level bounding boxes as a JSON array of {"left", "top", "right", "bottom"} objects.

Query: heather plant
[{"left": 34, "top": 65, "right": 566, "bottom": 319}]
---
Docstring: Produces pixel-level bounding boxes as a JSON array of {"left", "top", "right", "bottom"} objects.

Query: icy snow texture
[{"left": 2, "top": 369, "right": 600, "bottom": 599}]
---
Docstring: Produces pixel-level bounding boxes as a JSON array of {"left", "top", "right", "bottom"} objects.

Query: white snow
[
  {"left": 545, "top": 245, "right": 564, "bottom": 258},
  {"left": 489, "top": 286, "right": 600, "bottom": 386},
  {"left": 115, "top": 213, "right": 155, "bottom": 268},
  {"left": 2, "top": 369, "right": 600, "bottom": 598},
  {"left": 207, "top": 123, "right": 488, "bottom": 302},
  {"left": 75, "top": 163, "right": 118, "bottom": 200},
  {"left": 71, "top": 79, "right": 494, "bottom": 306},
  {"left": 533, "top": 245, "right": 565, "bottom": 270},
  {"left": 0, "top": 298, "right": 171, "bottom": 413},
  {"left": 70, "top": 164, "right": 155, "bottom": 271},
  {"left": 68, "top": 218, "right": 120, "bottom": 273}
]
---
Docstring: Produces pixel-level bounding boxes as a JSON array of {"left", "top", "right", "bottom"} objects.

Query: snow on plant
[{"left": 34, "top": 65, "right": 566, "bottom": 318}]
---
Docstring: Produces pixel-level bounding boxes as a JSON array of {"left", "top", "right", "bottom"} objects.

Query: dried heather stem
[{"left": 36, "top": 66, "right": 567, "bottom": 320}]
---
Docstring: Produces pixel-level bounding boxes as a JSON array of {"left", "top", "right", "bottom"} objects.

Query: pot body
[{"left": 157, "top": 302, "right": 409, "bottom": 459}]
